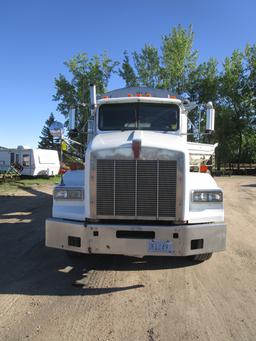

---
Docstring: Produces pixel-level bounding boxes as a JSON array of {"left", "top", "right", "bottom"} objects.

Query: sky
[{"left": 0, "top": 0, "right": 255, "bottom": 148}]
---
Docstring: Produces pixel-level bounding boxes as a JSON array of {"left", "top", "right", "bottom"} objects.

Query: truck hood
[{"left": 91, "top": 131, "right": 187, "bottom": 153}]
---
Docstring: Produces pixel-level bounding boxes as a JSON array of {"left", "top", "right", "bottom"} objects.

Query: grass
[{"left": 0, "top": 175, "right": 61, "bottom": 195}]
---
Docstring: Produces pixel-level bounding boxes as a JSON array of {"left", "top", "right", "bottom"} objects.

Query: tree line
[{"left": 38, "top": 25, "right": 256, "bottom": 169}]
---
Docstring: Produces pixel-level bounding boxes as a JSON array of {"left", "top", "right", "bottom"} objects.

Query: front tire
[{"left": 192, "top": 253, "right": 213, "bottom": 262}]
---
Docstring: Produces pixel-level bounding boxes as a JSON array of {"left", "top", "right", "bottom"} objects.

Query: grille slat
[
  {"left": 115, "top": 160, "right": 136, "bottom": 216},
  {"left": 137, "top": 160, "right": 157, "bottom": 217},
  {"left": 96, "top": 159, "right": 177, "bottom": 219}
]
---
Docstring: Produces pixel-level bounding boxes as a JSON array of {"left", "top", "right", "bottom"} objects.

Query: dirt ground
[{"left": 0, "top": 176, "right": 255, "bottom": 341}]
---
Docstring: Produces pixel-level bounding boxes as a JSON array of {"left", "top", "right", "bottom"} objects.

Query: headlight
[
  {"left": 192, "top": 190, "right": 223, "bottom": 202},
  {"left": 54, "top": 187, "right": 84, "bottom": 200}
]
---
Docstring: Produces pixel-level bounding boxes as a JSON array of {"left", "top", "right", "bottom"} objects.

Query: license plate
[{"left": 148, "top": 240, "right": 173, "bottom": 254}]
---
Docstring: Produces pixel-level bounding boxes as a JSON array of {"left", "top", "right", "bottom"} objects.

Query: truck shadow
[
  {"left": 241, "top": 184, "right": 256, "bottom": 188},
  {"left": 0, "top": 185, "right": 198, "bottom": 297}
]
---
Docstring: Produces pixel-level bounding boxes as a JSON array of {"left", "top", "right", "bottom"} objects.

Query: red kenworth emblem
[{"left": 132, "top": 139, "right": 141, "bottom": 159}]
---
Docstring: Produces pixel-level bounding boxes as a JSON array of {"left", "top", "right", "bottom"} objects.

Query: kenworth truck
[{"left": 45, "top": 86, "right": 226, "bottom": 261}]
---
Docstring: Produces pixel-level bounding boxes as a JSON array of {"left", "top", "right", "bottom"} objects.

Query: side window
[
  {"left": 10, "top": 152, "right": 15, "bottom": 164},
  {"left": 16, "top": 154, "right": 20, "bottom": 164},
  {"left": 22, "top": 154, "right": 30, "bottom": 167}
]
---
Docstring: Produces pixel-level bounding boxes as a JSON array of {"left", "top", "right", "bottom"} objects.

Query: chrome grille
[{"left": 96, "top": 159, "right": 177, "bottom": 219}]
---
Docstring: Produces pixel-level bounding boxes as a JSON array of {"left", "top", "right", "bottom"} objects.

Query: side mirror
[
  {"left": 206, "top": 102, "right": 215, "bottom": 132},
  {"left": 49, "top": 121, "right": 64, "bottom": 138},
  {"left": 69, "top": 108, "right": 76, "bottom": 130}
]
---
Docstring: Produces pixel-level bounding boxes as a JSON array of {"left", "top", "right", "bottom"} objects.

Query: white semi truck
[{"left": 45, "top": 86, "right": 226, "bottom": 261}]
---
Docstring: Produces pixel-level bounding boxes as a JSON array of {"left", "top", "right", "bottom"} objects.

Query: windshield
[{"left": 98, "top": 103, "right": 179, "bottom": 131}]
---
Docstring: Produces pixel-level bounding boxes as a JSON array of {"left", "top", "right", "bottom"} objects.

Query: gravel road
[{"left": 0, "top": 177, "right": 255, "bottom": 341}]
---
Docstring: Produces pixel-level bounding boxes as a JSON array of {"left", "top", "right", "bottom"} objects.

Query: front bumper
[{"left": 45, "top": 218, "right": 226, "bottom": 257}]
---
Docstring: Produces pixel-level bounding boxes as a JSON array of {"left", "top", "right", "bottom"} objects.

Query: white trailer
[
  {"left": 46, "top": 86, "right": 226, "bottom": 262},
  {"left": 0, "top": 146, "right": 60, "bottom": 176}
]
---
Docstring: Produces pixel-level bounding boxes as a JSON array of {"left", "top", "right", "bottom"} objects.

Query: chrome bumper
[{"left": 45, "top": 218, "right": 226, "bottom": 257}]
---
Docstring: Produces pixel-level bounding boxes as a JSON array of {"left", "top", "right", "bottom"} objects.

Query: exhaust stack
[
  {"left": 90, "top": 84, "right": 97, "bottom": 114},
  {"left": 68, "top": 108, "right": 76, "bottom": 130},
  {"left": 87, "top": 84, "right": 97, "bottom": 144}
]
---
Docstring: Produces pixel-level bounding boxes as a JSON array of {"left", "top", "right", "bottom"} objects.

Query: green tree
[
  {"left": 214, "top": 108, "right": 238, "bottom": 169},
  {"left": 245, "top": 44, "right": 256, "bottom": 104},
  {"left": 119, "top": 51, "right": 138, "bottom": 87},
  {"left": 51, "top": 26, "right": 256, "bottom": 170},
  {"left": 162, "top": 25, "right": 198, "bottom": 93},
  {"left": 38, "top": 113, "right": 59, "bottom": 150},
  {"left": 54, "top": 52, "right": 118, "bottom": 148},
  {"left": 219, "top": 48, "right": 255, "bottom": 169},
  {"left": 133, "top": 45, "right": 162, "bottom": 87},
  {"left": 189, "top": 58, "right": 219, "bottom": 103},
  {"left": 186, "top": 58, "right": 219, "bottom": 143},
  {"left": 122, "top": 25, "right": 198, "bottom": 92},
  {"left": 241, "top": 131, "right": 256, "bottom": 163}
]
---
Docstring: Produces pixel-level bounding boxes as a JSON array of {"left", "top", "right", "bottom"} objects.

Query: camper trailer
[{"left": 0, "top": 146, "right": 60, "bottom": 176}]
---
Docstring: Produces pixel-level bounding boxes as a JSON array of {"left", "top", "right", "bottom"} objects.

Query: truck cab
[{"left": 46, "top": 86, "right": 226, "bottom": 261}]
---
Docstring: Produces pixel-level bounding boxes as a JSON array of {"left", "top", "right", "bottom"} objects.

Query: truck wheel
[{"left": 192, "top": 253, "right": 213, "bottom": 262}]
